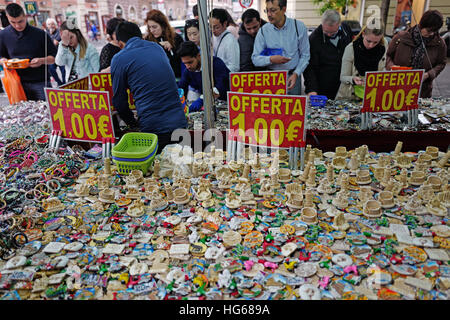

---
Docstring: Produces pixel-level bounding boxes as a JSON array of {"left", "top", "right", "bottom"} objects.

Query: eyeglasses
[{"left": 264, "top": 7, "right": 280, "bottom": 14}]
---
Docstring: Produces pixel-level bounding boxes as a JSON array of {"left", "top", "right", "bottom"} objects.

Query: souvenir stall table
[{"left": 0, "top": 73, "right": 449, "bottom": 301}]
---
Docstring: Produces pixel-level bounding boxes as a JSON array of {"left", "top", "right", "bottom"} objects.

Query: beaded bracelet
[
  {"left": 46, "top": 179, "right": 61, "bottom": 193},
  {"left": 2, "top": 188, "right": 22, "bottom": 203}
]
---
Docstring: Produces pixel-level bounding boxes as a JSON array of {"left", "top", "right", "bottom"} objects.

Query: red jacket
[{"left": 386, "top": 28, "right": 447, "bottom": 98}]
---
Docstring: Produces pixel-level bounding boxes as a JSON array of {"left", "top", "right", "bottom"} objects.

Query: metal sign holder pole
[
  {"left": 288, "top": 146, "right": 294, "bottom": 169},
  {"left": 226, "top": 130, "right": 233, "bottom": 162},
  {"left": 198, "top": 0, "right": 215, "bottom": 130},
  {"left": 293, "top": 146, "right": 299, "bottom": 170}
]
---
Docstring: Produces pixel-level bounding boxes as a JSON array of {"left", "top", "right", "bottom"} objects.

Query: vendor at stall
[
  {"left": 111, "top": 21, "right": 187, "bottom": 151},
  {"left": 177, "top": 40, "right": 230, "bottom": 112}
]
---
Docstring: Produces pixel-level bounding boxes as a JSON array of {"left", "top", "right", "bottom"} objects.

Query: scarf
[
  {"left": 411, "top": 25, "right": 433, "bottom": 69},
  {"left": 353, "top": 36, "right": 385, "bottom": 76}
]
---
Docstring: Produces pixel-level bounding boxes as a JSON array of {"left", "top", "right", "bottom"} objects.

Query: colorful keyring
[
  {"left": 402, "top": 246, "right": 427, "bottom": 263},
  {"left": 243, "top": 231, "right": 263, "bottom": 248}
]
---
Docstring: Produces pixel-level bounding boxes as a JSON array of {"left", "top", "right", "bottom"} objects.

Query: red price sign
[
  {"left": 59, "top": 77, "right": 89, "bottom": 90},
  {"left": 45, "top": 88, "right": 115, "bottom": 143},
  {"left": 90, "top": 73, "right": 135, "bottom": 110},
  {"left": 239, "top": 0, "right": 253, "bottom": 9},
  {"left": 230, "top": 70, "right": 288, "bottom": 95},
  {"left": 227, "top": 92, "right": 307, "bottom": 148},
  {"left": 362, "top": 70, "right": 424, "bottom": 113}
]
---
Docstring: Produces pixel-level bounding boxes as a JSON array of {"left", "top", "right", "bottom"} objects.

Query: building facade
[{"left": 1, "top": 0, "right": 447, "bottom": 36}]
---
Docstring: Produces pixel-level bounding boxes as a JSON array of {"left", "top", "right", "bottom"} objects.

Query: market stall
[{"left": 0, "top": 67, "right": 449, "bottom": 301}]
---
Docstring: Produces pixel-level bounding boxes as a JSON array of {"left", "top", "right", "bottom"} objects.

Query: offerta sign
[
  {"left": 362, "top": 70, "right": 424, "bottom": 113},
  {"left": 90, "top": 73, "right": 135, "bottom": 110},
  {"left": 227, "top": 92, "right": 307, "bottom": 148},
  {"left": 45, "top": 88, "right": 115, "bottom": 143},
  {"left": 59, "top": 77, "right": 89, "bottom": 90},
  {"left": 230, "top": 70, "right": 288, "bottom": 95}
]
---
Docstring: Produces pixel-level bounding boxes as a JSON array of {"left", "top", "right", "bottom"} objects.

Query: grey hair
[
  {"left": 46, "top": 18, "right": 57, "bottom": 26},
  {"left": 322, "top": 9, "right": 341, "bottom": 25}
]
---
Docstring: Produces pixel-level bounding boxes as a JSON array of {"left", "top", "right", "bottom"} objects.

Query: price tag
[
  {"left": 90, "top": 72, "right": 135, "bottom": 110},
  {"left": 229, "top": 70, "right": 288, "bottom": 95},
  {"left": 59, "top": 76, "right": 89, "bottom": 90},
  {"left": 362, "top": 70, "right": 424, "bottom": 113},
  {"left": 45, "top": 88, "right": 115, "bottom": 143},
  {"left": 227, "top": 92, "right": 307, "bottom": 148}
]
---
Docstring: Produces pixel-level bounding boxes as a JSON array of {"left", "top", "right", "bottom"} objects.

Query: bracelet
[
  {"left": 34, "top": 183, "right": 49, "bottom": 194},
  {"left": 5, "top": 167, "right": 19, "bottom": 180},
  {"left": 3, "top": 188, "right": 22, "bottom": 203},
  {"left": 25, "top": 190, "right": 36, "bottom": 201},
  {"left": 53, "top": 168, "right": 66, "bottom": 178},
  {"left": 66, "top": 167, "right": 80, "bottom": 179},
  {"left": 46, "top": 179, "right": 61, "bottom": 192}
]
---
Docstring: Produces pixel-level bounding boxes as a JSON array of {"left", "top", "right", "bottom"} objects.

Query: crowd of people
[{"left": 0, "top": 0, "right": 448, "bottom": 149}]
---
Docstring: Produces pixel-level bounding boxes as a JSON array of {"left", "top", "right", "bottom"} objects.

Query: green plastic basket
[
  {"left": 112, "top": 132, "right": 158, "bottom": 159},
  {"left": 111, "top": 132, "right": 158, "bottom": 175},
  {"left": 113, "top": 156, "right": 155, "bottom": 175}
]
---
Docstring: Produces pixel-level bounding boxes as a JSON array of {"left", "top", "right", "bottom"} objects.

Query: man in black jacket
[
  {"left": 238, "top": 8, "right": 266, "bottom": 71},
  {"left": 303, "top": 9, "right": 353, "bottom": 99}
]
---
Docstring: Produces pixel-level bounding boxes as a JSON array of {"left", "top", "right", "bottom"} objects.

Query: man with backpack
[{"left": 251, "top": 0, "right": 310, "bottom": 95}]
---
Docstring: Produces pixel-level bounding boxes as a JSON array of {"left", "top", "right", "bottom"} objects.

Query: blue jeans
[
  {"left": 49, "top": 64, "right": 66, "bottom": 86},
  {"left": 21, "top": 81, "right": 51, "bottom": 101}
]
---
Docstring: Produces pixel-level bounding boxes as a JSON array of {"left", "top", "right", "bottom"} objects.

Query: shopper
[
  {"left": 45, "top": 18, "right": 66, "bottom": 86},
  {"left": 144, "top": 9, "right": 184, "bottom": 78},
  {"left": 111, "top": 21, "right": 187, "bottom": 151},
  {"left": 210, "top": 8, "right": 240, "bottom": 72},
  {"left": 238, "top": 8, "right": 266, "bottom": 72},
  {"left": 177, "top": 41, "right": 230, "bottom": 111},
  {"left": 90, "top": 23, "right": 98, "bottom": 41},
  {"left": 0, "top": 3, "right": 57, "bottom": 100},
  {"left": 0, "top": 10, "right": 9, "bottom": 29},
  {"left": 336, "top": 26, "right": 387, "bottom": 99},
  {"left": 55, "top": 20, "right": 100, "bottom": 82},
  {"left": 303, "top": 9, "right": 353, "bottom": 99},
  {"left": 251, "top": 0, "right": 310, "bottom": 95},
  {"left": 192, "top": 4, "right": 198, "bottom": 19},
  {"left": 386, "top": 10, "right": 447, "bottom": 98},
  {"left": 99, "top": 17, "right": 124, "bottom": 72},
  {"left": 224, "top": 9, "right": 239, "bottom": 39},
  {"left": 184, "top": 19, "right": 200, "bottom": 47}
]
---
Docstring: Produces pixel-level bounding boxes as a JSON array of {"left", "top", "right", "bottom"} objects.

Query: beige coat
[{"left": 336, "top": 38, "right": 388, "bottom": 99}]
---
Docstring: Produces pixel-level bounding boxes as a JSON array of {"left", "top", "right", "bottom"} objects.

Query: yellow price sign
[
  {"left": 362, "top": 70, "right": 424, "bottom": 113},
  {"left": 228, "top": 92, "right": 306, "bottom": 148},
  {"left": 230, "top": 70, "right": 288, "bottom": 95},
  {"left": 45, "top": 88, "right": 115, "bottom": 143}
]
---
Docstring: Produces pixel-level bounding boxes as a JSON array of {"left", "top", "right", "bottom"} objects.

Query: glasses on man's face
[
  {"left": 323, "top": 29, "right": 339, "bottom": 37},
  {"left": 264, "top": 7, "right": 280, "bottom": 15}
]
